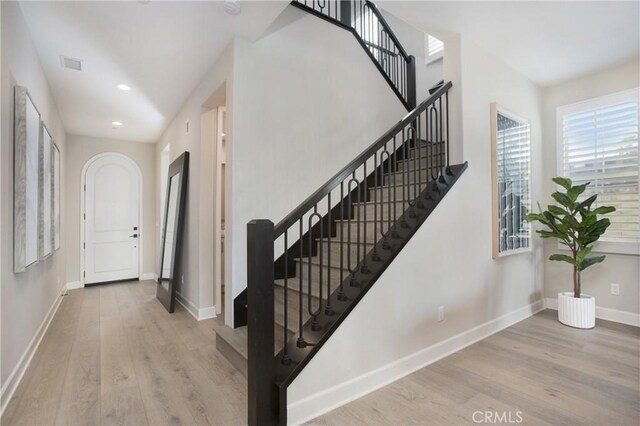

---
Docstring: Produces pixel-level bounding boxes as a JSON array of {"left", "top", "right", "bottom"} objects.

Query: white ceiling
[
  {"left": 19, "top": 1, "right": 288, "bottom": 143},
  {"left": 379, "top": 1, "right": 640, "bottom": 87}
]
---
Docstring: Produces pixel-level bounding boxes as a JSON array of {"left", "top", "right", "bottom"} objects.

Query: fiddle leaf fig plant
[{"left": 526, "top": 177, "right": 616, "bottom": 299}]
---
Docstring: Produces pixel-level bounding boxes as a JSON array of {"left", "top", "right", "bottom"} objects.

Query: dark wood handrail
[
  {"left": 364, "top": 0, "right": 410, "bottom": 60},
  {"left": 273, "top": 81, "right": 453, "bottom": 238}
]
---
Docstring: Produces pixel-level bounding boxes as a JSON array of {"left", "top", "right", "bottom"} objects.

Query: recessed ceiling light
[
  {"left": 112, "top": 121, "right": 123, "bottom": 127},
  {"left": 117, "top": 84, "right": 131, "bottom": 91},
  {"left": 221, "top": 133, "right": 226, "bottom": 137},
  {"left": 223, "top": 0, "right": 241, "bottom": 15}
]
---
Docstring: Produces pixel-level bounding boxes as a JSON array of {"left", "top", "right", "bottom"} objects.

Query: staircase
[{"left": 213, "top": 2, "right": 469, "bottom": 425}]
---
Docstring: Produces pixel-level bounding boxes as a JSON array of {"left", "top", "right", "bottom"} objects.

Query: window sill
[
  {"left": 557, "top": 241, "right": 640, "bottom": 256},
  {"left": 425, "top": 54, "right": 443, "bottom": 66}
]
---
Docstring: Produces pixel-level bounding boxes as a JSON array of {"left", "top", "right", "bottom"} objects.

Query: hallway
[{"left": 1, "top": 281, "right": 247, "bottom": 425}]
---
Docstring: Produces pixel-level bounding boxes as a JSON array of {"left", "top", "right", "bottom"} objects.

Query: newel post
[
  {"left": 407, "top": 55, "right": 417, "bottom": 110},
  {"left": 340, "top": 0, "right": 351, "bottom": 27},
  {"left": 247, "top": 220, "right": 278, "bottom": 426}
]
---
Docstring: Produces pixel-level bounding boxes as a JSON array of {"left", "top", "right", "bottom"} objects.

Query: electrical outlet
[
  {"left": 610, "top": 283, "right": 620, "bottom": 296},
  {"left": 438, "top": 306, "right": 445, "bottom": 322}
]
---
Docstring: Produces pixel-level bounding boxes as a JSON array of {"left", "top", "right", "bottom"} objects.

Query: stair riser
[
  {"left": 384, "top": 169, "right": 434, "bottom": 186},
  {"left": 354, "top": 203, "right": 405, "bottom": 220},
  {"left": 320, "top": 242, "right": 374, "bottom": 267},
  {"left": 397, "top": 156, "right": 443, "bottom": 172},
  {"left": 338, "top": 221, "right": 394, "bottom": 243},
  {"left": 295, "top": 261, "right": 351, "bottom": 285},
  {"left": 369, "top": 186, "right": 422, "bottom": 202}
]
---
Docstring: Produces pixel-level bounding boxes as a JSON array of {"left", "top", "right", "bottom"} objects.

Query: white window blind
[
  {"left": 427, "top": 34, "right": 443, "bottom": 56},
  {"left": 424, "top": 34, "right": 443, "bottom": 64},
  {"left": 558, "top": 89, "right": 640, "bottom": 245}
]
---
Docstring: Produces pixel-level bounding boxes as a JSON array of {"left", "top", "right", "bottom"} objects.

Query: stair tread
[
  {"left": 295, "top": 256, "right": 348, "bottom": 269},
  {"left": 316, "top": 237, "right": 375, "bottom": 245},
  {"left": 275, "top": 277, "right": 322, "bottom": 299}
]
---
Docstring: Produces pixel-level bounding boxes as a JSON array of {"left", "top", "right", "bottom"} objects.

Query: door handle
[{"left": 129, "top": 234, "right": 138, "bottom": 238}]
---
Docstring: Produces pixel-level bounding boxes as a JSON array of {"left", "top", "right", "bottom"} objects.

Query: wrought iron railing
[
  {"left": 247, "top": 82, "right": 453, "bottom": 425},
  {"left": 291, "top": 0, "right": 416, "bottom": 110}
]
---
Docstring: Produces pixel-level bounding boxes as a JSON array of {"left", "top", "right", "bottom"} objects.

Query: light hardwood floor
[
  {"left": 3, "top": 281, "right": 639, "bottom": 426},
  {"left": 2, "top": 280, "right": 247, "bottom": 426},
  {"left": 308, "top": 310, "right": 640, "bottom": 426}
]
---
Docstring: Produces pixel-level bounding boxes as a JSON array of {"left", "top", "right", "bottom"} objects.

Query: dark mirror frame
[{"left": 157, "top": 151, "right": 189, "bottom": 313}]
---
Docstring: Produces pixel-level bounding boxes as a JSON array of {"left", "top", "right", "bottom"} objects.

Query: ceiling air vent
[{"left": 60, "top": 55, "right": 82, "bottom": 71}]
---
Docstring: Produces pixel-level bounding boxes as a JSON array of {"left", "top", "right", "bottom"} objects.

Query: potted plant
[{"left": 526, "top": 177, "right": 616, "bottom": 329}]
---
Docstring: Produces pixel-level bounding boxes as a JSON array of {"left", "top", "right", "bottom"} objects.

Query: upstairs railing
[
  {"left": 247, "top": 82, "right": 453, "bottom": 425},
  {"left": 291, "top": 0, "right": 416, "bottom": 110}
]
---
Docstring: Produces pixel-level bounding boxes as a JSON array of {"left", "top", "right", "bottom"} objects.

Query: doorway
[{"left": 81, "top": 153, "right": 142, "bottom": 285}]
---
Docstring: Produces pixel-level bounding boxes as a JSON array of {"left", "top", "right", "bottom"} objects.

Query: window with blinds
[
  {"left": 557, "top": 89, "right": 639, "bottom": 246},
  {"left": 424, "top": 34, "right": 443, "bottom": 64},
  {"left": 491, "top": 104, "right": 531, "bottom": 258}
]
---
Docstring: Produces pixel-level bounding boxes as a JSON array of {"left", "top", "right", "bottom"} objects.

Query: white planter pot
[{"left": 557, "top": 292, "right": 595, "bottom": 329}]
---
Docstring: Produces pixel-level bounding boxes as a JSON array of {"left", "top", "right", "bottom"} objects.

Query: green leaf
[
  {"left": 576, "top": 195, "right": 597, "bottom": 212},
  {"left": 552, "top": 192, "right": 574, "bottom": 209},
  {"left": 548, "top": 205, "right": 569, "bottom": 216},
  {"left": 592, "top": 206, "right": 616, "bottom": 215},
  {"left": 549, "top": 254, "right": 575, "bottom": 265},
  {"left": 567, "top": 184, "right": 588, "bottom": 202},
  {"left": 581, "top": 255, "right": 606, "bottom": 270},
  {"left": 576, "top": 246, "right": 593, "bottom": 266},
  {"left": 552, "top": 177, "right": 573, "bottom": 190}
]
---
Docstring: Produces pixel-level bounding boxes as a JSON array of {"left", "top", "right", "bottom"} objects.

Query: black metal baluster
[
  {"left": 372, "top": 153, "right": 380, "bottom": 260},
  {"left": 338, "top": 182, "right": 347, "bottom": 300},
  {"left": 391, "top": 135, "right": 400, "bottom": 238},
  {"left": 282, "top": 231, "right": 291, "bottom": 364},
  {"left": 360, "top": 163, "right": 369, "bottom": 274},
  {"left": 416, "top": 115, "right": 425, "bottom": 209},
  {"left": 445, "top": 91, "right": 452, "bottom": 175},
  {"left": 401, "top": 128, "right": 409, "bottom": 228},
  {"left": 296, "top": 218, "right": 306, "bottom": 348},
  {"left": 438, "top": 96, "right": 445, "bottom": 182},
  {"left": 347, "top": 173, "right": 360, "bottom": 287},
  {"left": 325, "top": 194, "right": 334, "bottom": 315},
  {"left": 308, "top": 207, "right": 322, "bottom": 331}
]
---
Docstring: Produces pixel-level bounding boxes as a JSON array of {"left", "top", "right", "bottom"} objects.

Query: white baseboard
[
  {"left": 544, "top": 298, "right": 640, "bottom": 327},
  {"left": 140, "top": 272, "right": 157, "bottom": 281},
  {"left": 287, "top": 299, "right": 545, "bottom": 425},
  {"left": 175, "top": 292, "right": 217, "bottom": 321},
  {"left": 65, "top": 281, "right": 82, "bottom": 290},
  {"left": 0, "top": 282, "right": 67, "bottom": 416}
]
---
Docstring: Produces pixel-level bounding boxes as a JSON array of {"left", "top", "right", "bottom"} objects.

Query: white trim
[
  {"left": 176, "top": 291, "right": 217, "bottom": 321},
  {"left": 0, "top": 282, "right": 66, "bottom": 416},
  {"left": 287, "top": 300, "right": 545, "bottom": 425},
  {"left": 140, "top": 272, "right": 158, "bottom": 281},
  {"left": 544, "top": 297, "right": 640, "bottom": 327},
  {"left": 80, "top": 152, "right": 144, "bottom": 286},
  {"left": 66, "top": 281, "right": 82, "bottom": 290}
]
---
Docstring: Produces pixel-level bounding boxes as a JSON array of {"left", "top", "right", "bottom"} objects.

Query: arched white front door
[{"left": 83, "top": 154, "right": 141, "bottom": 284}]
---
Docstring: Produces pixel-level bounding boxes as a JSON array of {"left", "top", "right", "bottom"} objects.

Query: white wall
[
  {"left": 541, "top": 58, "right": 640, "bottom": 316},
  {"left": 0, "top": 0, "right": 67, "bottom": 410},
  {"left": 287, "top": 36, "right": 545, "bottom": 424},
  {"left": 228, "top": 9, "right": 408, "bottom": 309},
  {"left": 155, "top": 41, "right": 234, "bottom": 319},
  {"left": 64, "top": 135, "right": 156, "bottom": 285}
]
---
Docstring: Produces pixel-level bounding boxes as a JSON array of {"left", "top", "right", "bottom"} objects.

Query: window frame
[
  {"left": 490, "top": 102, "right": 533, "bottom": 259},
  {"left": 555, "top": 88, "right": 640, "bottom": 256}
]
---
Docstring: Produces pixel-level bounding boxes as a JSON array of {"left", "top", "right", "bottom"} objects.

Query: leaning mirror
[
  {"left": 490, "top": 103, "right": 532, "bottom": 259},
  {"left": 157, "top": 152, "right": 189, "bottom": 313}
]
